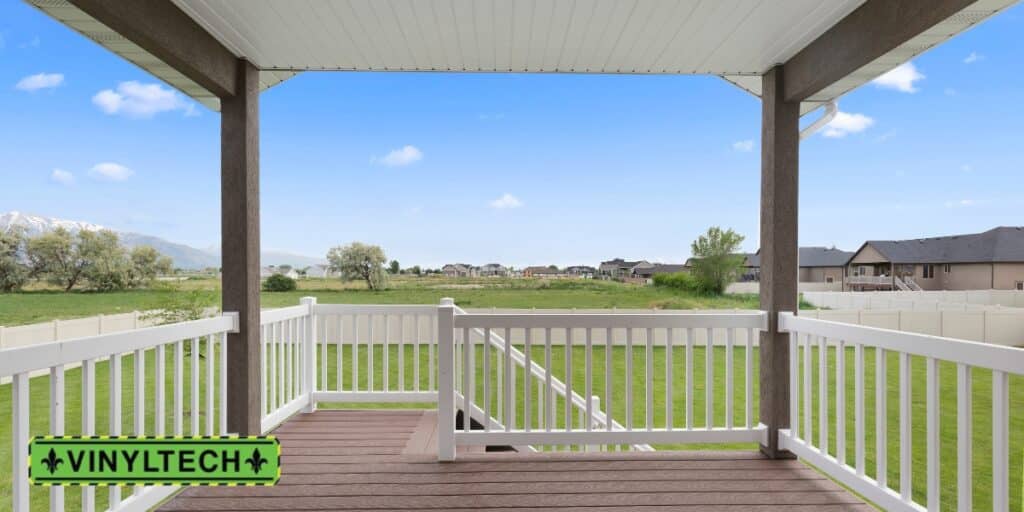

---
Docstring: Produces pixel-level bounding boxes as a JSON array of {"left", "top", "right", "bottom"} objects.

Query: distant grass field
[{"left": 0, "top": 276, "right": 772, "bottom": 326}]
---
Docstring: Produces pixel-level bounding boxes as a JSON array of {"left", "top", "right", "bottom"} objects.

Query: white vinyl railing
[
  {"left": 778, "top": 312, "right": 1024, "bottom": 512},
  {"left": 437, "top": 303, "right": 768, "bottom": 460},
  {"left": 845, "top": 275, "right": 894, "bottom": 286},
  {"left": 259, "top": 299, "right": 317, "bottom": 433},
  {"left": 309, "top": 303, "right": 439, "bottom": 405},
  {"left": 3, "top": 313, "right": 238, "bottom": 512},
  {"left": 449, "top": 304, "right": 649, "bottom": 453}
]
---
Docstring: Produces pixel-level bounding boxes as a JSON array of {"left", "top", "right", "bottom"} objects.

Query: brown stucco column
[
  {"left": 759, "top": 65, "right": 799, "bottom": 459},
  {"left": 221, "top": 59, "right": 261, "bottom": 435}
]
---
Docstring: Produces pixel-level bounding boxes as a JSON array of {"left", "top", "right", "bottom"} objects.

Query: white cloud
[
  {"left": 89, "top": 162, "right": 134, "bottom": 182},
  {"left": 963, "top": 52, "right": 983, "bottom": 64},
  {"left": 374, "top": 145, "right": 423, "bottom": 167},
  {"left": 50, "top": 169, "right": 74, "bottom": 186},
  {"left": 944, "top": 199, "right": 983, "bottom": 208},
  {"left": 92, "top": 81, "right": 196, "bottom": 118},
  {"left": 15, "top": 72, "right": 64, "bottom": 91},
  {"left": 872, "top": 62, "right": 925, "bottom": 93},
  {"left": 732, "top": 139, "right": 754, "bottom": 152},
  {"left": 822, "top": 111, "right": 875, "bottom": 138},
  {"left": 489, "top": 193, "right": 523, "bottom": 209},
  {"left": 944, "top": 88, "right": 957, "bottom": 96}
]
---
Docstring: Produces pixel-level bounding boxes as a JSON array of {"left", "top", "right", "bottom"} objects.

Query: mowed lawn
[{"left": 2, "top": 342, "right": 1022, "bottom": 511}]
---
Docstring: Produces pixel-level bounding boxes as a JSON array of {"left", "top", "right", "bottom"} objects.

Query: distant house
[
  {"left": 260, "top": 266, "right": 300, "bottom": 280},
  {"left": 688, "top": 247, "right": 853, "bottom": 284},
  {"left": 478, "top": 263, "right": 508, "bottom": 277},
  {"left": 305, "top": 264, "right": 335, "bottom": 279},
  {"left": 846, "top": 227, "right": 1024, "bottom": 291},
  {"left": 566, "top": 265, "right": 597, "bottom": 278},
  {"left": 631, "top": 263, "right": 687, "bottom": 279},
  {"left": 598, "top": 258, "right": 651, "bottom": 280},
  {"left": 442, "top": 263, "right": 477, "bottom": 278},
  {"left": 523, "top": 266, "right": 565, "bottom": 278}
]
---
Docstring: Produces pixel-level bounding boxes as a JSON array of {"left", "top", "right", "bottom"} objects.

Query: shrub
[
  {"left": 263, "top": 273, "right": 297, "bottom": 292},
  {"left": 652, "top": 271, "right": 699, "bottom": 292}
]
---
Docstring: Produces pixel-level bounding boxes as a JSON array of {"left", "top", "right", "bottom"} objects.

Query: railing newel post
[
  {"left": 438, "top": 298, "right": 456, "bottom": 461},
  {"left": 301, "top": 297, "right": 318, "bottom": 413}
]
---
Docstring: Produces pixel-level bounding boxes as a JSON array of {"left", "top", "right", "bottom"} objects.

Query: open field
[
  {"left": 1, "top": 343, "right": 1021, "bottom": 511},
  {"left": 0, "top": 276, "right": 778, "bottom": 326}
]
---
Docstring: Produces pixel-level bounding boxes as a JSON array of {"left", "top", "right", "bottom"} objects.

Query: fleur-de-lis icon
[
  {"left": 42, "top": 448, "right": 63, "bottom": 474},
  {"left": 244, "top": 448, "right": 268, "bottom": 472}
]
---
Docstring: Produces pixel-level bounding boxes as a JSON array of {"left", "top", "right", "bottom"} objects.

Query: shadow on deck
[{"left": 158, "top": 409, "right": 871, "bottom": 511}]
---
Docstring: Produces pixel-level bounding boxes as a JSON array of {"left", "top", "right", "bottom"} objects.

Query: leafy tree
[
  {"left": 327, "top": 242, "right": 389, "bottom": 290},
  {"left": 388, "top": 260, "right": 401, "bottom": 274},
  {"left": 408, "top": 265, "right": 422, "bottom": 276},
  {"left": 79, "top": 229, "right": 130, "bottom": 291},
  {"left": 263, "top": 273, "right": 297, "bottom": 292},
  {"left": 128, "top": 245, "right": 174, "bottom": 288},
  {"left": 0, "top": 227, "right": 30, "bottom": 292},
  {"left": 689, "top": 227, "right": 746, "bottom": 295},
  {"left": 27, "top": 227, "right": 88, "bottom": 291}
]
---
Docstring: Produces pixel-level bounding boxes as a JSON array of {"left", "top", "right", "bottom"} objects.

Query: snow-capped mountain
[
  {"left": 0, "top": 211, "right": 106, "bottom": 237},
  {"left": 1, "top": 212, "right": 324, "bottom": 270}
]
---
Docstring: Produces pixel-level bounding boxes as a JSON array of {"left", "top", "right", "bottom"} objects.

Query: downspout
[{"left": 799, "top": 101, "right": 838, "bottom": 141}]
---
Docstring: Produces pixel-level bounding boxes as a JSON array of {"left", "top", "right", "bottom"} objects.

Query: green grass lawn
[
  {"left": 0, "top": 277, "right": 773, "bottom": 326},
  {"left": 3, "top": 342, "right": 1021, "bottom": 511}
]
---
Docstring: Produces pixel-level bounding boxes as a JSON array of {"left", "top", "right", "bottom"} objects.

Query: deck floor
[{"left": 158, "top": 409, "right": 871, "bottom": 511}]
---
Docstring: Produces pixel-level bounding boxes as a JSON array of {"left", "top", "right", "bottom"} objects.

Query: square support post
[
  {"left": 222, "top": 58, "right": 261, "bottom": 435},
  {"left": 437, "top": 298, "right": 456, "bottom": 461},
  {"left": 759, "top": 65, "right": 799, "bottom": 459},
  {"left": 301, "top": 296, "right": 318, "bottom": 413}
]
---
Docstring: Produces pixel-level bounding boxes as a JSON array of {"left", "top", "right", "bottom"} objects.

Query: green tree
[
  {"left": 388, "top": 260, "right": 401, "bottom": 274},
  {"left": 27, "top": 227, "right": 88, "bottom": 291},
  {"left": 689, "top": 227, "right": 746, "bottom": 295},
  {"left": 0, "top": 227, "right": 30, "bottom": 292},
  {"left": 128, "top": 245, "right": 174, "bottom": 288},
  {"left": 408, "top": 265, "right": 422, "bottom": 276},
  {"left": 79, "top": 229, "right": 130, "bottom": 291},
  {"left": 326, "top": 242, "right": 389, "bottom": 290}
]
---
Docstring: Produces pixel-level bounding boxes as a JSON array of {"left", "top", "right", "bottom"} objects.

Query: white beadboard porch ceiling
[{"left": 28, "top": 0, "right": 1018, "bottom": 114}]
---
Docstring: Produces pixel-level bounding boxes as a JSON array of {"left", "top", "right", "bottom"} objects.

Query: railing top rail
[
  {"left": 0, "top": 314, "right": 237, "bottom": 378},
  {"left": 452, "top": 311, "right": 768, "bottom": 330},
  {"left": 260, "top": 304, "right": 311, "bottom": 324},
  {"left": 312, "top": 303, "right": 438, "bottom": 316},
  {"left": 779, "top": 312, "right": 1024, "bottom": 375}
]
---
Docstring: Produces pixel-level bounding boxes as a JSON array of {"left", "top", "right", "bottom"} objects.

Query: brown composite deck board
[
  {"left": 275, "top": 468, "right": 828, "bottom": 485},
  {"left": 158, "top": 409, "right": 871, "bottom": 512}
]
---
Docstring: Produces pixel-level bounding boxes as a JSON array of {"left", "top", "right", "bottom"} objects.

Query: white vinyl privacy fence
[
  {"left": 803, "top": 290, "right": 1024, "bottom": 310},
  {"left": 0, "top": 311, "right": 149, "bottom": 350},
  {"left": 799, "top": 308, "right": 1024, "bottom": 347}
]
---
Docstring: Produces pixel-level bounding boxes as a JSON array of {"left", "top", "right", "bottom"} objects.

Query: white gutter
[{"left": 799, "top": 101, "right": 838, "bottom": 140}]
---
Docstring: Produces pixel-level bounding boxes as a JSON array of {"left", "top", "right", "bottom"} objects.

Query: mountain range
[{"left": 0, "top": 211, "right": 325, "bottom": 270}]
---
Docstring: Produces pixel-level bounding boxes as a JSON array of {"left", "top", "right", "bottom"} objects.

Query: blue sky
[{"left": 2, "top": 2, "right": 1022, "bottom": 269}]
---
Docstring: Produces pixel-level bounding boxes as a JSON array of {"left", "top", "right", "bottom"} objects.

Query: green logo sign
[{"left": 29, "top": 436, "right": 280, "bottom": 486}]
